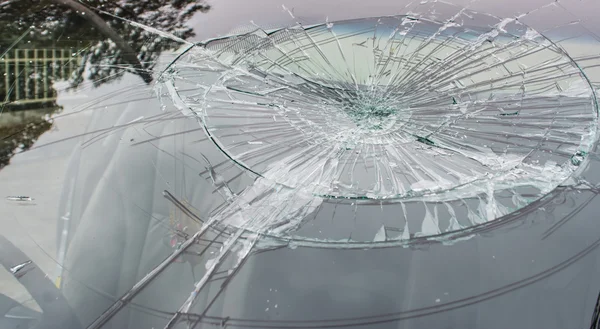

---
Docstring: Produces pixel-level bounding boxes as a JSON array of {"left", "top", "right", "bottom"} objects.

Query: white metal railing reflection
[{"left": 1, "top": 48, "right": 82, "bottom": 105}]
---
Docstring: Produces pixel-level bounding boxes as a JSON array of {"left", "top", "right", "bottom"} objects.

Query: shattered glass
[
  {"left": 162, "top": 10, "right": 598, "bottom": 243},
  {"left": 2, "top": 0, "right": 600, "bottom": 329}
]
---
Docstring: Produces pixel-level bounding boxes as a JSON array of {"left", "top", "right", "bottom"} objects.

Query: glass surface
[{"left": 1, "top": 1, "right": 600, "bottom": 328}]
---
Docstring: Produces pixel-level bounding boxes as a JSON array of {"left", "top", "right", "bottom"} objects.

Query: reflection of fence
[{"left": 1, "top": 48, "right": 82, "bottom": 105}]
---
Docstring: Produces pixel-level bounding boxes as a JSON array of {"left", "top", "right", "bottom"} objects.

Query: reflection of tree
[
  {"left": 0, "top": 109, "right": 55, "bottom": 169},
  {"left": 0, "top": 0, "right": 210, "bottom": 88},
  {"left": 0, "top": 0, "right": 209, "bottom": 169}
]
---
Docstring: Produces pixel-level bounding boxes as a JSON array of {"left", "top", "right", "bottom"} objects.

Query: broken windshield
[{"left": 2, "top": 1, "right": 600, "bottom": 329}]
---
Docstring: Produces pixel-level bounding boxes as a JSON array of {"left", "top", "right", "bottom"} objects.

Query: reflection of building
[{"left": 1, "top": 48, "right": 82, "bottom": 106}]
